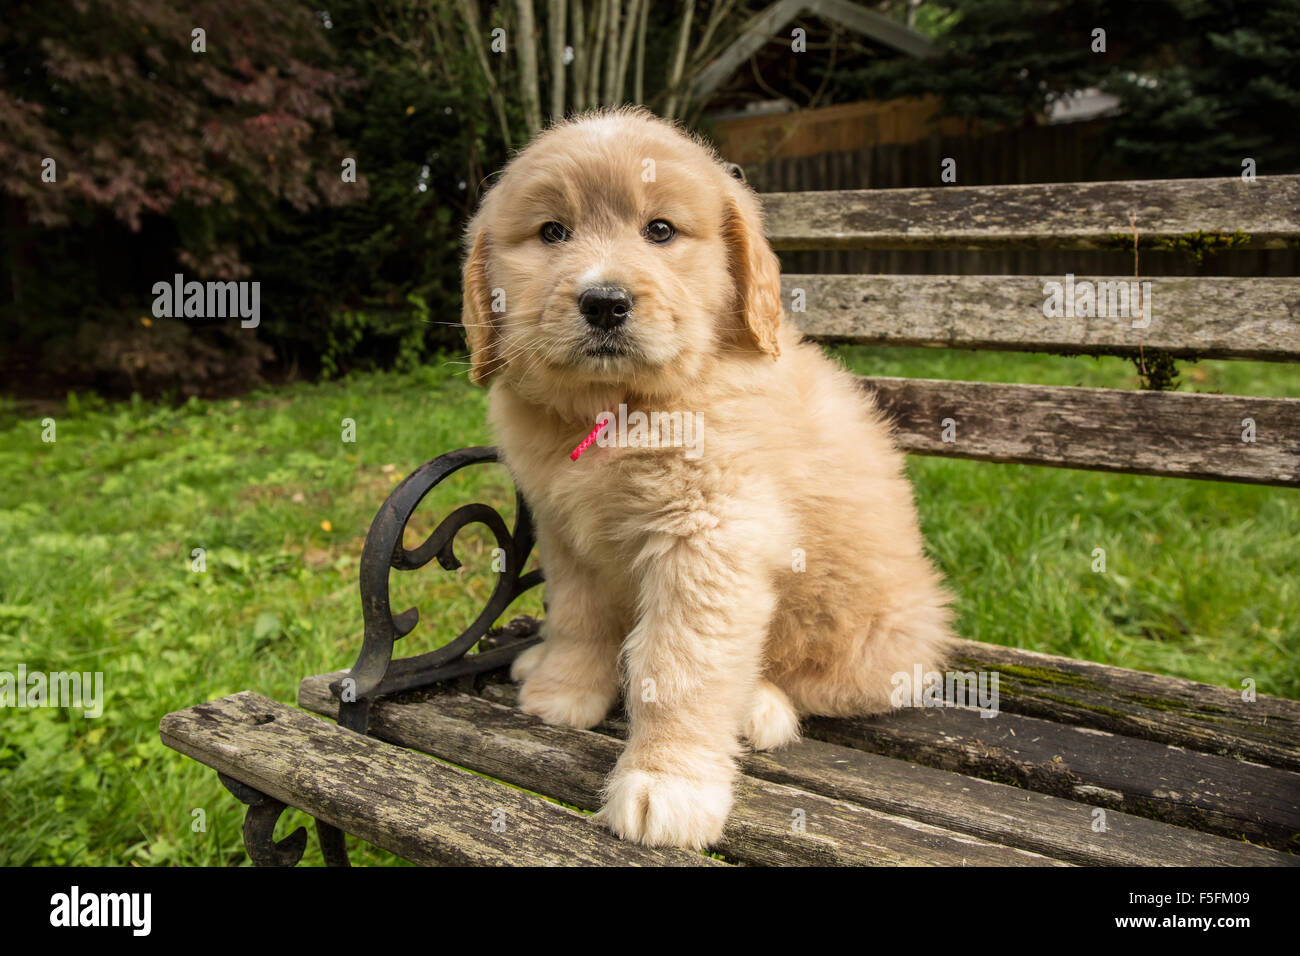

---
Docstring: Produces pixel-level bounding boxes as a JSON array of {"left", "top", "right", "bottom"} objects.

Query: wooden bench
[{"left": 161, "top": 174, "right": 1300, "bottom": 866}]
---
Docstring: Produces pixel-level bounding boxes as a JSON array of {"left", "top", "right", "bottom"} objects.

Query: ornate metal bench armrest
[{"left": 330, "top": 446, "right": 542, "bottom": 732}]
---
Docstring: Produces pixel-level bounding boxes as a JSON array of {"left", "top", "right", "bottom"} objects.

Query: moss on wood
[{"left": 1102, "top": 230, "right": 1254, "bottom": 262}]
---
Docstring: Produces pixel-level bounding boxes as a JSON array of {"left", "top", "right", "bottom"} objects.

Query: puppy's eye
[
  {"left": 643, "top": 219, "right": 675, "bottom": 245},
  {"left": 540, "top": 221, "right": 571, "bottom": 244}
]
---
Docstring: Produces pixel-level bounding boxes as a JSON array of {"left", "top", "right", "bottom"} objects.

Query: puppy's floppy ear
[
  {"left": 461, "top": 224, "right": 500, "bottom": 386},
  {"left": 721, "top": 181, "right": 782, "bottom": 360}
]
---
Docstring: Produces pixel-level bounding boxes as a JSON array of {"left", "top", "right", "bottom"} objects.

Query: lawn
[{"left": 0, "top": 346, "right": 1295, "bottom": 865}]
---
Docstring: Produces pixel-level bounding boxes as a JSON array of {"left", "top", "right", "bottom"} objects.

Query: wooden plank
[
  {"left": 762, "top": 175, "right": 1300, "bottom": 250},
  {"left": 481, "top": 623, "right": 1300, "bottom": 773},
  {"left": 313, "top": 674, "right": 1292, "bottom": 867},
  {"left": 801, "top": 705, "right": 1300, "bottom": 851},
  {"left": 742, "top": 733, "right": 1297, "bottom": 867},
  {"left": 950, "top": 639, "right": 1300, "bottom": 773},
  {"left": 298, "top": 676, "right": 1065, "bottom": 866},
  {"left": 785, "top": 274, "right": 1300, "bottom": 361},
  {"left": 811, "top": 0, "right": 938, "bottom": 59},
  {"left": 159, "top": 691, "right": 717, "bottom": 867},
  {"left": 861, "top": 377, "right": 1300, "bottom": 487}
]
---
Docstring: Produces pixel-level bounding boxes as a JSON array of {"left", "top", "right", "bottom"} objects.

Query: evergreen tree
[{"left": 824, "top": 0, "right": 1300, "bottom": 177}]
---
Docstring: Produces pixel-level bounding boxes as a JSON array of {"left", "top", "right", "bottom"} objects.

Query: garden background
[{"left": 1, "top": 0, "right": 1296, "bottom": 864}]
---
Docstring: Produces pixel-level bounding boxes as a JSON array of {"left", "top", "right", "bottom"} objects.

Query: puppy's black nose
[{"left": 579, "top": 286, "right": 634, "bottom": 331}]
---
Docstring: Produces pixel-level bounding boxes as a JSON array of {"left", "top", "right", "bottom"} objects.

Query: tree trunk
[
  {"left": 632, "top": 0, "right": 648, "bottom": 104},
  {"left": 663, "top": 0, "right": 696, "bottom": 120},
  {"left": 515, "top": 0, "right": 543, "bottom": 135},
  {"left": 586, "top": 0, "right": 608, "bottom": 107},
  {"left": 692, "top": 0, "right": 737, "bottom": 71},
  {"left": 456, "top": 0, "right": 513, "bottom": 147},
  {"left": 547, "top": 0, "right": 567, "bottom": 121},
  {"left": 601, "top": 0, "right": 620, "bottom": 106},
  {"left": 613, "top": 0, "right": 642, "bottom": 106},
  {"left": 571, "top": 0, "right": 587, "bottom": 112}
]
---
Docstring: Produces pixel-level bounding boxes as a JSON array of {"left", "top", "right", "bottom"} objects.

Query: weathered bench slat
[
  {"left": 301, "top": 674, "right": 1295, "bottom": 866},
  {"left": 950, "top": 639, "right": 1300, "bottom": 773},
  {"left": 159, "top": 691, "right": 717, "bottom": 867},
  {"left": 297, "top": 677, "right": 1066, "bottom": 866},
  {"left": 762, "top": 175, "right": 1300, "bottom": 250},
  {"left": 862, "top": 377, "right": 1300, "bottom": 486},
  {"left": 472, "top": 623, "right": 1300, "bottom": 773},
  {"left": 785, "top": 274, "right": 1300, "bottom": 361},
  {"left": 350, "top": 675, "right": 1291, "bottom": 867},
  {"left": 801, "top": 705, "right": 1300, "bottom": 851},
  {"left": 741, "top": 733, "right": 1296, "bottom": 868},
  {"left": 444, "top": 622, "right": 1300, "bottom": 775}
]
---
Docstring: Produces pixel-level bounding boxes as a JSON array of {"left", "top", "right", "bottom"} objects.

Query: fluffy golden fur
[{"left": 461, "top": 107, "right": 953, "bottom": 849}]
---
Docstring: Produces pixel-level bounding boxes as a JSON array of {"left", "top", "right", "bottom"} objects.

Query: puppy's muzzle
[{"left": 579, "top": 286, "right": 634, "bottom": 332}]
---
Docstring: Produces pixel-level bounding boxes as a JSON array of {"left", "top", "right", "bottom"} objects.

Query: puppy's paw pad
[
  {"left": 509, "top": 642, "right": 548, "bottom": 683},
  {"left": 518, "top": 680, "right": 610, "bottom": 729},
  {"left": 744, "top": 681, "right": 800, "bottom": 751},
  {"left": 596, "top": 769, "right": 732, "bottom": 850}
]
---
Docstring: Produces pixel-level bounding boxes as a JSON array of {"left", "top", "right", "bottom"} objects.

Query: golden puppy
[{"left": 461, "top": 107, "right": 953, "bottom": 850}]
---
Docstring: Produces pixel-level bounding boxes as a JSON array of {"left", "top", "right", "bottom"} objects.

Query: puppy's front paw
[
  {"left": 744, "top": 679, "right": 800, "bottom": 751},
  {"left": 518, "top": 677, "right": 612, "bottom": 729},
  {"left": 509, "top": 642, "right": 548, "bottom": 682},
  {"left": 595, "top": 764, "right": 733, "bottom": 850}
]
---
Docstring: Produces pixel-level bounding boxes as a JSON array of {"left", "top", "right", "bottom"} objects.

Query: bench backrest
[{"left": 761, "top": 175, "right": 1300, "bottom": 488}]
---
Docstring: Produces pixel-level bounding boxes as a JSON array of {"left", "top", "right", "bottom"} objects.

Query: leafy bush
[{"left": 45, "top": 311, "right": 273, "bottom": 397}]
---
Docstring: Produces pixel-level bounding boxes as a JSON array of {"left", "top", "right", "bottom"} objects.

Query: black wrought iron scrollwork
[
  {"left": 329, "top": 446, "right": 544, "bottom": 732},
  {"left": 218, "top": 772, "right": 350, "bottom": 867}
]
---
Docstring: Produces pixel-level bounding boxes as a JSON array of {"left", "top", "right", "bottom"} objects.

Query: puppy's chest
[
  {"left": 512, "top": 442, "right": 695, "bottom": 557},
  {"left": 534, "top": 451, "right": 646, "bottom": 538}
]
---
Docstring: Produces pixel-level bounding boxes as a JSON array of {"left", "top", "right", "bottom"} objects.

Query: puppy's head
[{"left": 461, "top": 107, "right": 782, "bottom": 402}]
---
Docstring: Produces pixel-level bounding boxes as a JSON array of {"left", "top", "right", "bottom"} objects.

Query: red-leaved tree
[{"left": 0, "top": 0, "right": 367, "bottom": 279}]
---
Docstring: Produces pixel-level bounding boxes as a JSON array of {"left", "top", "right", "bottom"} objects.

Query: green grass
[
  {"left": 835, "top": 346, "right": 1298, "bottom": 693},
  {"left": 0, "top": 347, "right": 1295, "bottom": 865}
]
